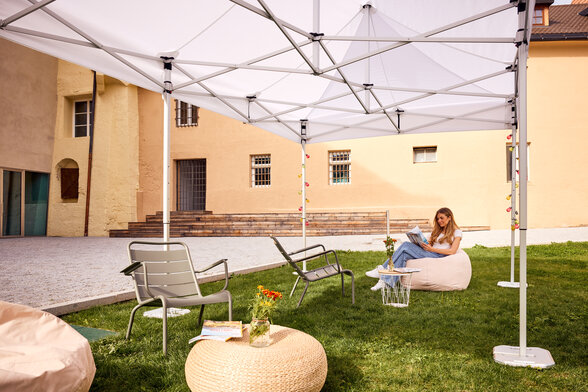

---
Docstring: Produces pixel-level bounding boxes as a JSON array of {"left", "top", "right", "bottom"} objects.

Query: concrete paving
[{"left": 1, "top": 227, "right": 586, "bottom": 315}]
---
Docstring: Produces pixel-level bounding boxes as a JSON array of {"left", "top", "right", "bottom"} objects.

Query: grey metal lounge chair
[
  {"left": 270, "top": 236, "right": 355, "bottom": 308},
  {"left": 122, "top": 241, "right": 232, "bottom": 355}
]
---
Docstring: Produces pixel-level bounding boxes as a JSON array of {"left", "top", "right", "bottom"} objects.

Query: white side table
[{"left": 378, "top": 268, "right": 420, "bottom": 307}]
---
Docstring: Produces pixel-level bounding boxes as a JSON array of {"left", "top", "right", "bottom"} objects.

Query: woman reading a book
[{"left": 366, "top": 207, "right": 462, "bottom": 291}]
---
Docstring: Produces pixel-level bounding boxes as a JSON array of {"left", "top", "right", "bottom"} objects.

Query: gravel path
[{"left": 1, "top": 227, "right": 586, "bottom": 309}]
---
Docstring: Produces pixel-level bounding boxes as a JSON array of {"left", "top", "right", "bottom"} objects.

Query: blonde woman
[{"left": 366, "top": 207, "right": 462, "bottom": 290}]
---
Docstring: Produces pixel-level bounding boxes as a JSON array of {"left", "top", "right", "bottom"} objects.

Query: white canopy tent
[{"left": 0, "top": 0, "right": 553, "bottom": 367}]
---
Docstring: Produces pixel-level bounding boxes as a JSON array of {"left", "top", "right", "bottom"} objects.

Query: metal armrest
[
  {"left": 120, "top": 262, "right": 142, "bottom": 275},
  {"left": 288, "top": 243, "right": 326, "bottom": 256},
  {"left": 294, "top": 249, "right": 341, "bottom": 271},
  {"left": 194, "top": 259, "right": 230, "bottom": 291}
]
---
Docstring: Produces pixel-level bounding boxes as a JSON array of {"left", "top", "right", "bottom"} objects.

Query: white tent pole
[
  {"left": 161, "top": 56, "right": 174, "bottom": 243},
  {"left": 313, "top": 0, "right": 320, "bottom": 69},
  {"left": 498, "top": 121, "right": 519, "bottom": 288},
  {"left": 364, "top": 3, "right": 371, "bottom": 110},
  {"left": 301, "top": 121, "right": 308, "bottom": 271},
  {"left": 511, "top": 123, "right": 518, "bottom": 283},
  {"left": 493, "top": 0, "right": 553, "bottom": 369},
  {"left": 518, "top": 35, "right": 528, "bottom": 358}
]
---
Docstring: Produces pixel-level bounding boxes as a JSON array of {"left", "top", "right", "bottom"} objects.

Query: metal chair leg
[
  {"left": 125, "top": 303, "right": 142, "bottom": 340},
  {"left": 350, "top": 272, "right": 355, "bottom": 304},
  {"left": 162, "top": 301, "right": 167, "bottom": 356},
  {"left": 290, "top": 276, "right": 301, "bottom": 297},
  {"left": 227, "top": 293, "right": 233, "bottom": 321},
  {"left": 341, "top": 273, "right": 345, "bottom": 297},
  {"left": 297, "top": 281, "right": 310, "bottom": 308},
  {"left": 197, "top": 305, "right": 205, "bottom": 326}
]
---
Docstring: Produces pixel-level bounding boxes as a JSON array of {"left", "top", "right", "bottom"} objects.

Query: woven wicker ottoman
[{"left": 185, "top": 325, "right": 327, "bottom": 392}]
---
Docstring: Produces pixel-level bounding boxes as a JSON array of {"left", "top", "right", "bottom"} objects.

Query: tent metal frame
[{"left": 0, "top": 0, "right": 554, "bottom": 368}]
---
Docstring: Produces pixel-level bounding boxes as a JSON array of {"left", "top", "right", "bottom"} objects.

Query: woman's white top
[{"left": 432, "top": 229, "right": 463, "bottom": 249}]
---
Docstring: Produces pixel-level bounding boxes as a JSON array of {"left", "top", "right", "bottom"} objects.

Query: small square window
[
  {"left": 413, "top": 147, "right": 437, "bottom": 163},
  {"left": 329, "top": 150, "right": 351, "bottom": 185},
  {"left": 532, "top": 9, "right": 544, "bottom": 26},
  {"left": 73, "top": 100, "right": 92, "bottom": 137},
  {"left": 175, "top": 100, "right": 199, "bottom": 127},
  {"left": 251, "top": 154, "right": 271, "bottom": 187}
]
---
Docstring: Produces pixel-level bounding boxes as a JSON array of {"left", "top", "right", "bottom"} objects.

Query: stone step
[{"left": 110, "top": 210, "right": 469, "bottom": 238}]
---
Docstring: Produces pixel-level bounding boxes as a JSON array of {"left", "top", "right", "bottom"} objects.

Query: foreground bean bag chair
[
  {"left": 0, "top": 301, "right": 96, "bottom": 392},
  {"left": 404, "top": 249, "right": 472, "bottom": 291}
]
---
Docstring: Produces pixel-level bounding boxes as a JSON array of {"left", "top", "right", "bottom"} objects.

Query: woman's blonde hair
[{"left": 430, "top": 207, "right": 459, "bottom": 245}]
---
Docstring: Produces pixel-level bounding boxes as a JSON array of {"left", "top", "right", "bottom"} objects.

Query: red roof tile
[{"left": 531, "top": 4, "right": 588, "bottom": 40}]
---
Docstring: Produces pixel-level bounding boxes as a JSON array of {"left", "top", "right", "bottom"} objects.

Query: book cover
[
  {"left": 189, "top": 320, "right": 244, "bottom": 344},
  {"left": 406, "top": 226, "right": 429, "bottom": 245},
  {"left": 200, "top": 320, "right": 243, "bottom": 337}
]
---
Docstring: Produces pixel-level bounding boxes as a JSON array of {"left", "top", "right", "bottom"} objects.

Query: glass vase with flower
[
  {"left": 384, "top": 236, "right": 397, "bottom": 270},
  {"left": 249, "top": 285, "right": 282, "bottom": 347}
]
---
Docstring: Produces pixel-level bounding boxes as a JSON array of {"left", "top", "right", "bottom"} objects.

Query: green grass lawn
[{"left": 63, "top": 241, "right": 588, "bottom": 392}]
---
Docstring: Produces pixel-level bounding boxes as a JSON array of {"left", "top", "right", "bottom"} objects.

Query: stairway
[{"left": 109, "top": 211, "right": 436, "bottom": 238}]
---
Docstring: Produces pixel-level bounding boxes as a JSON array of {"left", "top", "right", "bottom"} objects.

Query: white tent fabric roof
[{"left": 1, "top": 0, "right": 519, "bottom": 143}]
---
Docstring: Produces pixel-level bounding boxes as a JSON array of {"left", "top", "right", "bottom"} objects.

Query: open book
[
  {"left": 189, "top": 320, "right": 244, "bottom": 344},
  {"left": 406, "top": 226, "right": 429, "bottom": 246}
]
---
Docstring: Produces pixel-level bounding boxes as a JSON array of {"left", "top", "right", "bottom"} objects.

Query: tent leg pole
[
  {"left": 301, "top": 139, "right": 307, "bottom": 272},
  {"left": 498, "top": 123, "right": 520, "bottom": 288},
  {"left": 161, "top": 56, "right": 174, "bottom": 246},
  {"left": 493, "top": 0, "right": 553, "bottom": 369}
]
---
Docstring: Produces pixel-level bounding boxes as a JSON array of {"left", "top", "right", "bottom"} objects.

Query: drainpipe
[{"left": 84, "top": 71, "right": 97, "bottom": 236}]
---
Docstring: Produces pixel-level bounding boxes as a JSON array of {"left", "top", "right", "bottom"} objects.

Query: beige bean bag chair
[
  {"left": 0, "top": 301, "right": 96, "bottom": 392},
  {"left": 404, "top": 249, "right": 472, "bottom": 291}
]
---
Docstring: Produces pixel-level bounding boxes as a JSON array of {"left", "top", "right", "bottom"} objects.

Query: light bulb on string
[
  {"left": 509, "top": 147, "right": 514, "bottom": 151},
  {"left": 514, "top": 224, "right": 520, "bottom": 229},
  {"left": 298, "top": 174, "right": 302, "bottom": 178},
  {"left": 305, "top": 221, "right": 309, "bottom": 226},
  {"left": 306, "top": 154, "right": 310, "bottom": 159},
  {"left": 507, "top": 134, "right": 512, "bottom": 140},
  {"left": 305, "top": 198, "right": 309, "bottom": 203},
  {"left": 506, "top": 207, "right": 512, "bottom": 212},
  {"left": 506, "top": 194, "right": 511, "bottom": 200},
  {"left": 298, "top": 190, "right": 302, "bottom": 195},
  {"left": 305, "top": 182, "right": 309, "bottom": 187},
  {"left": 298, "top": 206, "right": 302, "bottom": 212}
]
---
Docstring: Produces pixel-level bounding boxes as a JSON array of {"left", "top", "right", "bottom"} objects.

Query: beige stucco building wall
[
  {"left": 134, "top": 40, "right": 588, "bottom": 231},
  {"left": 526, "top": 41, "right": 588, "bottom": 228},
  {"left": 0, "top": 38, "right": 57, "bottom": 173},
  {"left": 3, "top": 37, "right": 586, "bottom": 236},
  {"left": 135, "top": 94, "right": 519, "bottom": 229},
  {"left": 46, "top": 61, "right": 140, "bottom": 236}
]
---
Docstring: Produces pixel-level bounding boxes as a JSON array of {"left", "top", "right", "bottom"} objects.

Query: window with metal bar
[
  {"left": 175, "top": 100, "right": 199, "bottom": 127},
  {"left": 177, "top": 159, "right": 206, "bottom": 211},
  {"left": 251, "top": 154, "right": 271, "bottom": 187},
  {"left": 413, "top": 146, "right": 437, "bottom": 163},
  {"left": 73, "top": 100, "right": 92, "bottom": 137},
  {"left": 329, "top": 150, "right": 351, "bottom": 185}
]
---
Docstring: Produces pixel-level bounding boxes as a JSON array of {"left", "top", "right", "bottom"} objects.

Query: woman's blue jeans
[{"left": 381, "top": 242, "right": 445, "bottom": 285}]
